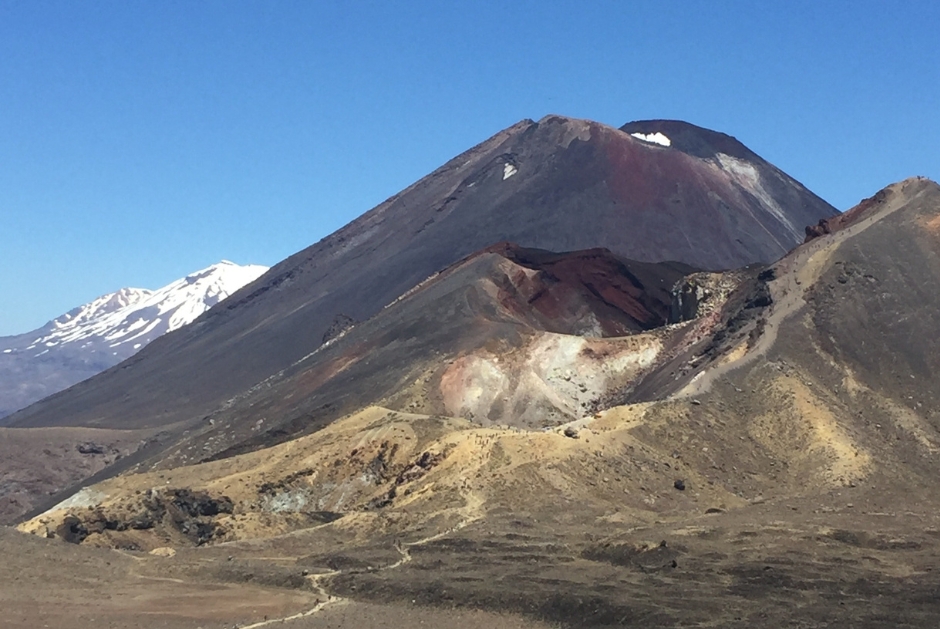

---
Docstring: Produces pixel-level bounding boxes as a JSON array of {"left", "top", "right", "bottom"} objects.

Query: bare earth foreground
[
  {"left": 0, "top": 526, "right": 550, "bottom": 629},
  {"left": 5, "top": 489, "right": 940, "bottom": 628}
]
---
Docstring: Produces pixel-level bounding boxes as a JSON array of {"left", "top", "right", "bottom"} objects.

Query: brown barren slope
[{"left": 0, "top": 425, "right": 162, "bottom": 525}]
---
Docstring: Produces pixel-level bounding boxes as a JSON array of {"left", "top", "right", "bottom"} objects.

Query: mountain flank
[{"left": 4, "top": 115, "right": 836, "bottom": 440}]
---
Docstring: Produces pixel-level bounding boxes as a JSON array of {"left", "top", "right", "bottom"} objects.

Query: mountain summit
[{"left": 0, "top": 261, "right": 268, "bottom": 418}]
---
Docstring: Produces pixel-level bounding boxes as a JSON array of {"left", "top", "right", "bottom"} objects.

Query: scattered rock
[
  {"left": 167, "top": 488, "right": 234, "bottom": 518},
  {"left": 365, "top": 486, "right": 397, "bottom": 510},
  {"left": 563, "top": 426, "right": 580, "bottom": 439},
  {"left": 56, "top": 515, "right": 88, "bottom": 544},
  {"left": 322, "top": 314, "right": 357, "bottom": 344},
  {"left": 76, "top": 442, "right": 107, "bottom": 455},
  {"left": 674, "top": 479, "right": 686, "bottom": 491},
  {"left": 129, "top": 511, "right": 156, "bottom": 530},
  {"left": 395, "top": 450, "right": 446, "bottom": 485}
]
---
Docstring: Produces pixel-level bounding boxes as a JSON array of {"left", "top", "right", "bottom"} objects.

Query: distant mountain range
[{"left": 0, "top": 261, "right": 267, "bottom": 418}]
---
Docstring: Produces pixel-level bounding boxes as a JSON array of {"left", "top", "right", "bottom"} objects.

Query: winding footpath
[{"left": 240, "top": 488, "right": 484, "bottom": 627}]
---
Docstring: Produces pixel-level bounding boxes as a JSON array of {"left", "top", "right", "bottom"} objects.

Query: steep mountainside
[
  {"left": 13, "top": 178, "right": 940, "bottom": 629},
  {"left": 4, "top": 115, "right": 836, "bottom": 436},
  {"left": 0, "top": 261, "right": 267, "bottom": 419}
]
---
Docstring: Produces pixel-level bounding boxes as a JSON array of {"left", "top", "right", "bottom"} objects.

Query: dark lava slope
[
  {"left": 623, "top": 176, "right": 940, "bottom": 411},
  {"left": 803, "top": 178, "right": 940, "bottom": 418},
  {"left": 5, "top": 115, "right": 834, "bottom": 433}
]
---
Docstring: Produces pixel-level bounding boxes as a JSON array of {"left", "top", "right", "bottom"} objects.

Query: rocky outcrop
[
  {"left": 40, "top": 488, "right": 234, "bottom": 547},
  {"left": 322, "top": 314, "right": 357, "bottom": 344}
]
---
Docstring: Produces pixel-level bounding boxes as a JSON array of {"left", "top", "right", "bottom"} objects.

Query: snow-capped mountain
[
  {"left": 19, "top": 261, "right": 269, "bottom": 356},
  {"left": 0, "top": 261, "right": 268, "bottom": 419}
]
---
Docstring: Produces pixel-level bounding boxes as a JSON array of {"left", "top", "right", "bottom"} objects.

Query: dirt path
[
  {"left": 239, "top": 563, "right": 345, "bottom": 629},
  {"left": 240, "top": 488, "right": 485, "bottom": 627},
  {"left": 677, "top": 199, "right": 904, "bottom": 399}
]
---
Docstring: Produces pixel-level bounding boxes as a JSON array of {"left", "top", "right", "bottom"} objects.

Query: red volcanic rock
[
  {"left": 478, "top": 242, "right": 693, "bottom": 335},
  {"left": 805, "top": 188, "right": 890, "bottom": 242}
]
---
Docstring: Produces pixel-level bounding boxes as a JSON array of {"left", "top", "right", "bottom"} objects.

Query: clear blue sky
[{"left": 2, "top": 1, "right": 938, "bottom": 336}]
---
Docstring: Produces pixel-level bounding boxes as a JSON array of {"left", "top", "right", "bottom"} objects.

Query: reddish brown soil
[
  {"left": 483, "top": 242, "right": 694, "bottom": 333},
  {"left": 804, "top": 187, "right": 892, "bottom": 241}
]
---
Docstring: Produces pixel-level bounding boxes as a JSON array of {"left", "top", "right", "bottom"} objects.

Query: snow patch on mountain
[
  {"left": 2, "top": 261, "right": 268, "bottom": 357},
  {"left": 630, "top": 131, "right": 671, "bottom": 147}
]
